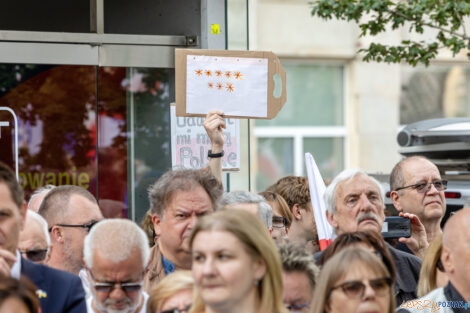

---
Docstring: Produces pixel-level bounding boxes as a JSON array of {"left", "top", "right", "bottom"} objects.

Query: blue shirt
[{"left": 161, "top": 255, "right": 175, "bottom": 275}]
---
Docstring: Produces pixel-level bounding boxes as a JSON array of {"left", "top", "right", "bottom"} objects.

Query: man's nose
[
  {"left": 187, "top": 213, "right": 199, "bottom": 230},
  {"left": 358, "top": 194, "right": 374, "bottom": 212},
  {"left": 426, "top": 182, "right": 439, "bottom": 195},
  {"left": 108, "top": 285, "right": 126, "bottom": 300}
]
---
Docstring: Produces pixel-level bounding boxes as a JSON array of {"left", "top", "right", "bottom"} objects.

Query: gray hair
[
  {"left": 26, "top": 210, "right": 51, "bottom": 247},
  {"left": 148, "top": 169, "right": 223, "bottom": 216},
  {"left": 221, "top": 191, "right": 273, "bottom": 229},
  {"left": 324, "top": 168, "right": 385, "bottom": 214},
  {"left": 278, "top": 242, "right": 319, "bottom": 289},
  {"left": 83, "top": 219, "right": 150, "bottom": 270},
  {"left": 28, "top": 185, "right": 55, "bottom": 210}
]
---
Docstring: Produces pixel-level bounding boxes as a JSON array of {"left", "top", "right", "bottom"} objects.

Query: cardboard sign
[
  {"left": 170, "top": 106, "right": 240, "bottom": 171},
  {"left": 175, "top": 49, "right": 286, "bottom": 119}
]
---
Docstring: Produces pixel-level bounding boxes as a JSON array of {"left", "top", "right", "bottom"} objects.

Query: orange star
[
  {"left": 226, "top": 83, "right": 234, "bottom": 92},
  {"left": 216, "top": 82, "right": 224, "bottom": 90},
  {"left": 215, "top": 70, "right": 222, "bottom": 77},
  {"left": 195, "top": 69, "right": 203, "bottom": 76},
  {"left": 234, "top": 72, "right": 243, "bottom": 80},
  {"left": 208, "top": 82, "right": 214, "bottom": 89},
  {"left": 205, "top": 70, "right": 212, "bottom": 77},
  {"left": 225, "top": 71, "right": 231, "bottom": 79}
]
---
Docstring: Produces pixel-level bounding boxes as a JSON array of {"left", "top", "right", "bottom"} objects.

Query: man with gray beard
[
  {"left": 322, "top": 168, "right": 423, "bottom": 306},
  {"left": 84, "top": 219, "right": 149, "bottom": 313}
]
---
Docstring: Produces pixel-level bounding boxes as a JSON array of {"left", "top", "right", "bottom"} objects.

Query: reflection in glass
[
  {"left": 401, "top": 66, "right": 470, "bottom": 124},
  {"left": 0, "top": 64, "right": 97, "bottom": 200},
  {"left": 256, "top": 137, "right": 294, "bottom": 191},
  {"left": 0, "top": 64, "right": 173, "bottom": 223}
]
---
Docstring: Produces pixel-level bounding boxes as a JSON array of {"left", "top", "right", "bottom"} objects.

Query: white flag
[{"left": 305, "top": 153, "right": 333, "bottom": 250}]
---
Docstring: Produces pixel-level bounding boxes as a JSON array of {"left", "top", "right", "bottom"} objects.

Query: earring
[{"left": 254, "top": 280, "right": 260, "bottom": 286}]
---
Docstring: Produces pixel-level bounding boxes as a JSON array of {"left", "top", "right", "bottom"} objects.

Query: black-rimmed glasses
[
  {"left": 394, "top": 180, "right": 447, "bottom": 194},
  {"left": 20, "top": 249, "right": 48, "bottom": 262},
  {"left": 48, "top": 220, "right": 99, "bottom": 233},
  {"left": 330, "top": 277, "right": 392, "bottom": 299},
  {"left": 87, "top": 269, "right": 144, "bottom": 294}
]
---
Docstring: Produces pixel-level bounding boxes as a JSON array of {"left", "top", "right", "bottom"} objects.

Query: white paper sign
[
  {"left": 186, "top": 55, "right": 268, "bottom": 118},
  {"left": 170, "top": 106, "right": 240, "bottom": 171}
]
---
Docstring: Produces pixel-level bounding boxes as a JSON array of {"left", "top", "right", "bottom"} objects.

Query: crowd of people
[{"left": 1, "top": 111, "right": 469, "bottom": 313}]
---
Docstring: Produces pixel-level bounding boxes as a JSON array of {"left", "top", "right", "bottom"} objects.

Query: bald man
[{"left": 397, "top": 207, "right": 470, "bottom": 312}]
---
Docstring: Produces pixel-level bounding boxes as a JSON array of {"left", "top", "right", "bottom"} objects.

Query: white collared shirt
[{"left": 10, "top": 250, "right": 21, "bottom": 279}]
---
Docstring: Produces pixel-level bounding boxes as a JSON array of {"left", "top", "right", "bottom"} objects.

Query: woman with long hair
[{"left": 188, "top": 209, "right": 288, "bottom": 313}]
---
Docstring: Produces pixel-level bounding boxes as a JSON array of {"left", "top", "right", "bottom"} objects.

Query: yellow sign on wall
[{"left": 211, "top": 24, "right": 220, "bottom": 35}]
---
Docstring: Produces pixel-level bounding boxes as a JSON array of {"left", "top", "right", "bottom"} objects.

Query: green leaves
[{"left": 310, "top": 0, "right": 470, "bottom": 66}]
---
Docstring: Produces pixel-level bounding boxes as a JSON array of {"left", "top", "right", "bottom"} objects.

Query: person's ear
[
  {"left": 326, "top": 210, "right": 338, "bottom": 229},
  {"left": 292, "top": 204, "right": 303, "bottom": 221},
  {"left": 390, "top": 191, "right": 403, "bottom": 212},
  {"left": 441, "top": 246, "right": 453, "bottom": 274},
  {"left": 152, "top": 213, "right": 162, "bottom": 237},
  {"left": 50, "top": 226, "right": 65, "bottom": 244},
  {"left": 253, "top": 257, "right": 267, "bottom": 282}
]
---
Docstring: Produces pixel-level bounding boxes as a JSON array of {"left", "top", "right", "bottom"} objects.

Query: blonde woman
[
  {"left": 311, "top": 248, "right": 394, "bottom": 313},
  {"left": 189, "top": 209, "right": 288, "bottom": 313},
  {"left": 416, "top": 234, "right": 448, "bottom": 297},
  {"left": 147, "top": 271, "right": 194, "bottom": 313}
]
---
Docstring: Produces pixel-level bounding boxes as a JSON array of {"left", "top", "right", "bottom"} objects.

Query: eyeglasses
[
  {"left": 20, "top": 249, "right": 48, "bottom": 262},
  {"left": 159, "top": 305, "right": 192, "bottom": 313},
  {"left": 87, "top": 269, "right": 144, "bottom": 294},
  {"left": 48, "top": 220, "right": 99, "bottom": 233},
  {"left": 330, "top": 277, "right": 392, "bottom": 299},
  {"left": 394, "top": 180, "right": 447, "bottom": 194},
  {"left": 272, "top": 216, "right": 287, "bottom": 229},
  {"left": 286, "top": 303, "right": 310, "bottom": 312}
]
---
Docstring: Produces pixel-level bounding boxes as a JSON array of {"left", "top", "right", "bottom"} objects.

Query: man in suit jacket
[{"left": 0, "top": 161, "right": 87, "bottom": 313}]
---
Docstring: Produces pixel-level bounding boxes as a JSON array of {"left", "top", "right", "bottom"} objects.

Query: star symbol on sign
[
  {"left": 205, "top": 70, "right": 212, "bottom": 77},
  {"left": 215, "top": 70, "right": 222, "bottom": 77},
  {"left": 234, "top": 72, "right": 243, "bottom": 80},
  {"left": 225, "top": 71, "right": 231, "bottom": 79},
  {"left": 195, "top": 69, "right": 203, "bottom": 76},
  {"left": 226, "top": 83, "right": 234, "bottom": 92},
  {"left": 216, "top": 83, "right": 224, "bottom": 90},
  {"left": 208, "top": 82, "right": 214, "bottom": 89}
]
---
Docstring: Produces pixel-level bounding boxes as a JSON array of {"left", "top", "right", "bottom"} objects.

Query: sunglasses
[
  {"left": 87, "top": 269, "right": 144, "bottom": 294},
  {"left": 330, "top": 277, "right": 392, "bottom": 299},
  {"left": 48, "top": 220, "right": 99, "bottom": 233},
  {"left": 20, "top": 249, "right": 48, "bottom": 262},
  {"left": 272, "top": 216, "right": 287, "bottom": 228},
  {"left": 159, "top": 305, "right": 191, "bottom": 313}
]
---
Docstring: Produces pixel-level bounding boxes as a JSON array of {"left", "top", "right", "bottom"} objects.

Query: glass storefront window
[
  {"left": 0, "top": 64, "right": 173, "bottom": 223},
  {"left": 401, "top": 65, "right": 470, "bottom": 124}
]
